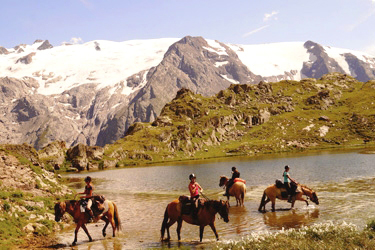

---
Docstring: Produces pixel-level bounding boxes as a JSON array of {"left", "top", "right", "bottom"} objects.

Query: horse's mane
[
  {"left": 300, "top": 184, "right": 314, "bottom": 192},
  {"left": 203, "top": 200, "right": 223, "bottom": 210}
]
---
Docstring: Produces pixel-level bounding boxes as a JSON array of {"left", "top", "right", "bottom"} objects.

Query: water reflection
[{"left": 263, "top": 209, "right": 320, "bottom": 230}]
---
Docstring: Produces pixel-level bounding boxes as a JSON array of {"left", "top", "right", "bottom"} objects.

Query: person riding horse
[
  {"left": 223, "top": 167, "right": 240, "bottom": 197},
  {"left": 76, "top": 176, "right": 94, "bottom": 221},
  {"left": 283, "top": 165, "right": 298, "bottom": 202},
  {"left": 188, "top": 173, "right": 203, "bottom": 220}
]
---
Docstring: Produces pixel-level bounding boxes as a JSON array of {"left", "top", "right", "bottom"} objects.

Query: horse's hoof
[
  {"left": 89, "top": 238, "right": 93, "bottom": 242},
  {"left": 72, "top": 242, "right": 76, "bottom": 246}
]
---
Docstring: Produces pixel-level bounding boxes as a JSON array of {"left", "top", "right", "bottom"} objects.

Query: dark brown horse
[
  {"left": 160, "top": 199, "right": 229, "bottom": 242},
  {"left": 54, "top": 199, "right": 121, "bottom": 246}
]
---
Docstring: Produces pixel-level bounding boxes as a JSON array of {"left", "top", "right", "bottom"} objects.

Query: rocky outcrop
[
  {"left": 302, "top": 41, "right": 346, "bottom": 78},
  {"left": 66, "top": 144, "right": 104, "bottom": 170},
  {"left": 0, "top": 46, "right": 9, "bottom": 54},
  {"left": 39, "top": 141, "right": 67, "bottom": 166},
  {"left": 16, "top": 52, "right": 36, "bottom": 64},
  {"left": 37, "top": 40, "right": 53, "bottom": 50},
  {"left": 343, "top": 53, "right": 375, "bottom": 82}
]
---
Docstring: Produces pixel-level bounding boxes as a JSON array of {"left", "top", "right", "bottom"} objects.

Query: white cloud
[
  {"left": 264, "top": 11, "right": 279, "bottom": 22},
  {"left": 242, "top": 25, "right": 270, "bottom": 37},
  {"left": 70, "top": 37, "right": 84, "bottom": 44}
]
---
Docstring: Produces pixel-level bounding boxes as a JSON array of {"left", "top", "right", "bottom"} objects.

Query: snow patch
[{"left": 221, "top": 74, "right": 239, "bottom": 84}]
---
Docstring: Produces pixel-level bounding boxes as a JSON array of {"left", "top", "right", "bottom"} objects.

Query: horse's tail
[
  {"left": 241, "top": 185, "right": 246, "bottom": 204},
  {"left": 160, "top": 205, "right": 169, "bottom": 240},
  {"left": 258, "top": 192, "right": 266, "bottom": 212},
  {"left": 113, "top": 202, "right": 122, "bottom": 232}
]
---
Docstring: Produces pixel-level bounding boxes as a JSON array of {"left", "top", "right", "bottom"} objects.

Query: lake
[{"left": 57, "top": 149, "right": 375, "bottom": 249}]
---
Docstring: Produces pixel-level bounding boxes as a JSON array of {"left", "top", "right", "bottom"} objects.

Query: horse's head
[
  {"left": 310, "top": 192, "right": 319, "bottom": 205},
  {"left": 302, "top": 186, "right": 319, "bottom": 205},
  {"left": 54, "top": 201, "right": 66, "bottom": 222},
  {"left": 216, "top": 200, "right": 230, "bottom": 223},
  {"left": 219, "top": 176, "right": 228, "bottom": 187}
]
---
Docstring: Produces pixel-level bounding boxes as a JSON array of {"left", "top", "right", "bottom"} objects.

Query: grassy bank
[{"left": 215, "top": 221, "right": 375, "bottom": 250}]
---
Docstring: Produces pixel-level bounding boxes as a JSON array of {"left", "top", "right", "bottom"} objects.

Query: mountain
[{"left": 0, "top": 36, "right": 374, "bottom": 149}]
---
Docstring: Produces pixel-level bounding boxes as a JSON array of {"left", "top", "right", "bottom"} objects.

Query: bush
[{"left": 3, "top": 202, "right": 11, "bottom": 212}]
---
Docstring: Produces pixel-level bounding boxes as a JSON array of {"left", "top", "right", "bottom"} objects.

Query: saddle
[
  {"left": 275, "top": 179, "right": 301, "bottom": 199},
  {"left": 179, "top": 195, "right": 205, "bottom": 215}
]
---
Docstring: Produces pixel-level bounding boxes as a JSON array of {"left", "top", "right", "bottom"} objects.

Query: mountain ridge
[{"left": 1, "top": 36, "right": 375, "bottom": 149}]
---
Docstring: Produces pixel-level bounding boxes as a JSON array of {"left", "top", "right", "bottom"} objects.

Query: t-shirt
[
  {"left": 283, "top": 171, "right": 290, "bottom": 183},
  {"left": 189, "top": 182, "right": 199, "bottom": 197}
]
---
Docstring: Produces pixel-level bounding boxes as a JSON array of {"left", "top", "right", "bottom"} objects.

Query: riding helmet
[
  {"left": 189, "top": 173, "right": 196, "bottom": 180},
  {"left": 84, "top": 176, "right": 92, "bottom": 182},
  {"left": 232, "top": 166, "right": 236, "bottom": 171}
]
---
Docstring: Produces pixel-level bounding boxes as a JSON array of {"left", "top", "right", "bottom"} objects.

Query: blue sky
[{"left": 1, "top": 0, "right": 375, "bottom": 55}]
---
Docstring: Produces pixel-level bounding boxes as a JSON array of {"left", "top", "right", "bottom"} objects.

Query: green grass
[{"left": 215, "top": 222, "right": 375, "bottom": 250}]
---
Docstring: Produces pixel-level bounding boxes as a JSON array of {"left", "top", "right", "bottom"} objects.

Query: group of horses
[{"left": 54, "top": 176, "right": 319, "bottom": 245}]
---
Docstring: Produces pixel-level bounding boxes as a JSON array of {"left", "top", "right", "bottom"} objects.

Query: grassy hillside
[
  {"left": 103, "top": 73, "right": 375, "bottom": 166},
  {"left": 0, "top": 144, "right": 72, "bottom": 249}
]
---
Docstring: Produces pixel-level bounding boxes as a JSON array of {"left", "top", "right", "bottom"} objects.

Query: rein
[{"left": 200, "top": 192, "right": 211, "bottom": 201}]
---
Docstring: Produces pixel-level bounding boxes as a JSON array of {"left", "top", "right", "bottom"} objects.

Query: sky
[{"left": 1, "top": 0, "right": 375, "bottom": 55}]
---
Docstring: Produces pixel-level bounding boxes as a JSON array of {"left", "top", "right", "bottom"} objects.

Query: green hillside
[{"left": 103, "top": 73, "right": 375, "bottom": 166}]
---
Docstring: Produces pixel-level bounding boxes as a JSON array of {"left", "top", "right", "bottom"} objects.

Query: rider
[
  {"left": 188, "top": 173, "right": 203, "bottom": 220},
  {"left": 77, "top": 176, "right": 94, "bottom": 221},
  {"left": 223, "top": 166, "right": 240, "bottom": 197},
  {"left": 283, "top": 165, "right": 298, "bottom": 202}
]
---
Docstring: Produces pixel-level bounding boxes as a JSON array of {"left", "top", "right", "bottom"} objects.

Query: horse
[
  {"left": 54, "top": 199, "right": 121, "bottom": 246},
  {"left": 160, "top": 199, "right": 229, "bottom": 242},
  {"left": 258, "top": 183, "right": 319, "bottom": 212},
  {"left": 219, "top": 176, "right": 246, "bottom": 207}
]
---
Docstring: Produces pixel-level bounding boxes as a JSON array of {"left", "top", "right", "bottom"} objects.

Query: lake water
[{"left": 56, "top": 149, "right": 375, "bottom": 249}]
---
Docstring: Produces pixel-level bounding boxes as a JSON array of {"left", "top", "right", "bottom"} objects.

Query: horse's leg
[
  {"left": 81, "top": 223, "right": 93, "bottom": 242},
  {"left": 176, "top": 218, "right": 183, "bottom": 241},
  {"left": 263, "top": 198, "right": 270, "bottom": 212},
  {"left": 108, "top": 213, "right": 116, "bottom": 237},
  {"left": 165, "top": 218, "right": 177, "bottom": 241},
  {"left": 209, "top": 222, "right": 219, "bottom": 241},
  {"left": 73, "top": 222, "right": 82, "bottom": 246},
  {"left": 101, "top": 216, "right": 109, "bottom": 237},
  {"left": 227, "top": 195, "right": 230, "bottom": 207},
  {"left": 271, "top": 199, "right": 276, "bottom": 212},
  {"left": 199, "top": 225, "right": 205, "bottom": 242}
]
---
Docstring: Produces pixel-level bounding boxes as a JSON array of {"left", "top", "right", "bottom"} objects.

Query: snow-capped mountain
[{"left": 0, "top": 36, "right": 374, "bottom": 149}]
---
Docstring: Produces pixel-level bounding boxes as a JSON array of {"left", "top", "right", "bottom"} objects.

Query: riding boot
[
  {"left": 86, "top": 208, "right": 94, "bottom": 222},
  {"left": 287, "top": 195, "right": 293, "bottom": 203}
]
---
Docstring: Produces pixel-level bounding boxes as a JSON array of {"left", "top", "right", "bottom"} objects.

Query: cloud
[
  {"left": 264, "top": 11, "right": 279, "bottom": 22},
  {"left": 70, "top": 37, "right": 84, "bottom": 44},
  {"left": 242, "top": 25, "right": 270, "bottom": 37}
]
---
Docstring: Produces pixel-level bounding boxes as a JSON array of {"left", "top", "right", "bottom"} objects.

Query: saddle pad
[
  {"left": 80, "top": 205, "right": 85, "bottom": 213},
  {"left": 234, "top": 178, "right": 246, "bottom": 184}
]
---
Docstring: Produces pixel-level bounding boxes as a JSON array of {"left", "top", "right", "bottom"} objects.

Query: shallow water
[{"left": 56, "top": 150, "right": 375, "bottom": 249}]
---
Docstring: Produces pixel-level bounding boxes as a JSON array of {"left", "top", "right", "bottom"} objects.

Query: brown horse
[
  {"left": 258, "top": 183, "right": 319, "bottom": 212},
  {"left": 160, "top": 199, "right": 229, "bottom": 242},
  {"left": 54, "top": 199, "right": 121, "bottom": 246},
  {"left": 219, "top": 176, "right": 246, "bottom": 207}
]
